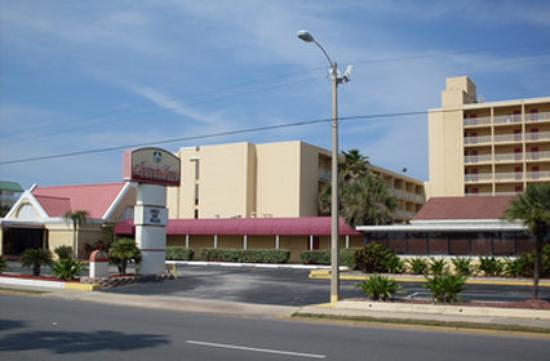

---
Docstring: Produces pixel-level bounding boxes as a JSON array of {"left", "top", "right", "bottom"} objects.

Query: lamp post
[{"left": 297, "top": 30, "right": 351, "bottom": 304}]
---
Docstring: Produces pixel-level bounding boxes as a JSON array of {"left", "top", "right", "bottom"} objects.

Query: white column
[
  {"left": 134, "top": 183, "right": 167, "bottom": 275},
  {"left": 214, "top": 234, "right": 218, "bottom": 249},
  {"left": 275, "top": 235, "right": 280, "bottom": 250},
  {"left": 243, "top": 234, "right": 248, "bottom": 250},
  {"left": 185, "top": 234, "right": 190, "bottom": 249},
  {"left": 309, "top": 235, "right": 314, "bottom": 250},
  {"left": 345, "top": 235, "right": 350, "bottom": 249}
]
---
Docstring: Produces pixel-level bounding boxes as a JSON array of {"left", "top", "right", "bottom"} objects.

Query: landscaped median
[{"left": 309, "top": 269, "right": 550, "bottom": 287}]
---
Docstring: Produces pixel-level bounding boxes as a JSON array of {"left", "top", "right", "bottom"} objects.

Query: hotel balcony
[
  {"left": 525, "top": 111, "right": 550, "bottom": 123},
  {"left": 494, "top": 152, "right": 522, "bottom": 163},
  {"left": 494, "top": 172, "right": 523, "bottom": 182},
  {"left": 463, "top": 116, "right": 491, "bottom": 127},
  {"left": 464, "top": 135, "right": 492, "bottom": 145},
  {"left": 493, "top": 114, "right": 522, "bottom": 125},
  {"left": 526, "top": 170, "right": 550, "bottom": 181},
  {"left": 463, "top": 111, "right": 550, "bottom": 127},
  {"left": 464, "top": 154, "right": 492, "bottom": 164},
  {"left": 391, "top": 189, "right": 425, "bottom": 204},
  {"left": 494, "top": 133, "right": 522, "bottom": 143},
  {"left": 525, "top": 131, "right": 550, "bottom": 142},
  {"left": 319, "top": 169, "right": 331, "bottom": 182},
  {"left": 526, "top": 150, "right": 550, "bottom": 161},
  {"left": 464, "top": 173, "right": 492, "bottom": 183}
]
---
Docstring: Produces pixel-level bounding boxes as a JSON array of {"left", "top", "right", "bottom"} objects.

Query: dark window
[
  {"left": 194, "top": 209, "right": 199, "bottom": 219},
  {"left": 388, "top": 233, "right": 407, "bottom": 254},
  {"left": 428, "top": 232, "right": 448, "bottom": 255},
  {"left": 471, "top": 233, "right": 492, "bottom": 255},
  {"left": 407, "top": 233, "right": 427, "bottom": 255},
  {"left": 494, "top": 233, "right": 515, "bottom": 256},
  {"left": 448, "top": 233, "right": 470, "bottom": 255}
]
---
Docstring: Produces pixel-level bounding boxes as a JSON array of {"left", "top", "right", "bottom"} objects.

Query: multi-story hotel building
[
  {"left": 166, "top": 141, "right": 425, "bottom": 223},
  {"left": 428, "top": 76, "right": 550, "bottom": 198}
]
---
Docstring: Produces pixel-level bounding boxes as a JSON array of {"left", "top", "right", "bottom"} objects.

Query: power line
[{"left": 0, "top": 110, "right": 428, "bottom": 166}]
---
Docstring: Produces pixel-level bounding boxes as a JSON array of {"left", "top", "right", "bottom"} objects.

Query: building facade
[
  {"left": 166, "top": 141, "right": 425, "bottom": 223},
  {"left": 427, "top": 76, "right": 550, "bottom": 198}
]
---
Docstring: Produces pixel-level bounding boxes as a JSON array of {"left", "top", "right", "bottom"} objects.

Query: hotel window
[{"left": 529, "top": 109, "right": 539, "bottom": 121}]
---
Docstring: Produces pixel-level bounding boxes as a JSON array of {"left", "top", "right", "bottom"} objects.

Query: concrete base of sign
[
  {"left": 139, "top": 250, "right": 167, "bottom": 275},
  {"left": 90, "top": 262, "right": 109, "bottom": 279}
]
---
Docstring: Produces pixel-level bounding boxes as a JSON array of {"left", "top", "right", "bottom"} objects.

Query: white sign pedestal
[{"left": 134, "top": 183, "right": 167, "bottom": 275}]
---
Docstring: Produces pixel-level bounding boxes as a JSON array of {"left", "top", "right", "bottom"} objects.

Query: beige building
[
  {"left": 166, "top": 141, "right": 425, "bottom": 223},
  {"left": 428, "top": 76, "right": 550, "bottom": 198}
]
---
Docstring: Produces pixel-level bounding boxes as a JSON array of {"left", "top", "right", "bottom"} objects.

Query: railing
[
  {"left": 525, "top": 111, "right": 550, "bottom": 123},
  {"left": 526, "top": 171, "right": 550, "bottom": 180},
  {"left": 526, "top": 150, "right": 550, "bottom": 161},
  {"left": 494, "top": 133, "right": 522, "bottom": 143},
  {"left": 391, "top": 189, "right": 425, "bottom": 204},
  {"left": 494, "top": 153, "right": 523, "bottom": 162},
  {"left": 494, "top": 113, "right": 522, "bottom": 125},
  {"left": 464, "top": 135, "right": 492, "bottom": 144},
  {"left": 464, "top": 154, "right": 492, "bottom": 164},
  {"left": 319, "top": 169, "right": 331, "bottom": 181},
  {"left": 494, "top": 172, "right": 523, "bottom": 181},
  {"left": 464, "top": 173, "right": 492, "bottom": 182},
  {"left": 464, "top": 116, "right": 491, "bottom": 127},
  {"left": 525, "top": 131, "right": 550, "bottom": 142}
]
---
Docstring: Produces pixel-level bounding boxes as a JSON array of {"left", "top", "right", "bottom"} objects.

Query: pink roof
[
  {"left": 413, "top": 196, "right": 516, "bottom": 221},
  {"left": 32, "top": 182, "right": 125, "bottom": 219},
  {"left": 115, "top": 217, "right": 361, "bottom": 236}
]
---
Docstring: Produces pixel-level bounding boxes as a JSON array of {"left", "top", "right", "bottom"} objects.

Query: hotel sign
[{"left": 123, "top": 147, "right": 181, "bottom": 186}]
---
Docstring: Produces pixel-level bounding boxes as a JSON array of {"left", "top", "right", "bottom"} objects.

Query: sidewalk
[{"left": 309, "top": 269, "right": 550, "bottom": 287}]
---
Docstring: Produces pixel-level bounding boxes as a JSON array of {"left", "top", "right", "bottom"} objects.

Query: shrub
[
  {"left": 386, "top": 256, "right": 405, "bottom": 274},
  {"left": 340, "top": 249, "right": 358, "bottom": 270},
  {"left": 109, "top": 238, "right": 141, "bottom": 275},
  {"left": 429, "top": 258, "right": 448, "bottom": 275},
  {"left": 52, "top": 258, "right": 82, "bottom": 281},
  {"left": 504, "top": 258, "right": 524, "bottom": 278},
  {"left": 166, "top": 247, "right": 194, "bottom": 261},
  {"left": 355, "top": 243, "right": 399, "bottom": 273},
  {"left": 0, "top": 255, "right": 6, "bottom": 273},
  {"left": 54, "top": 245, "right": 73, "bottom": 260},
  {"left": 201, "top": 249, "right": 290, "bottom": 264},
  {"left": 451, "top": 257, "right": 473, "bottom": 276},
  {"left": 407, "top": 258, "right": 429, "bottom": 275},
  {"left": 20, "top": 248, "right": 52, "bottom": 276},
  {"left": 300, "top": 250, "right": 330, "bottom": 265},
  {"left": 357, "top": 275, "right": 399, "bottom": 301},
  {"left": 424, "top": 272, "right": 467, "bottom": 304},
  {"left": 478, "top": 257, "right": 504, "bottom": 277}
]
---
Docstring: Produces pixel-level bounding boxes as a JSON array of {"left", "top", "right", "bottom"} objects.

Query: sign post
[{"left": 123, "top": 147, "right": 180, "bottom": 275}]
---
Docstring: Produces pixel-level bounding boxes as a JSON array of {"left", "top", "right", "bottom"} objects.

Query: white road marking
[{"left": 186, "top": 340, "right": 326, "bottom": 359}]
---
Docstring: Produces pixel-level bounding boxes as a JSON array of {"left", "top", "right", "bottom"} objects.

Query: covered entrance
[{"left": 1, "top": 223, "right": 48, "bottom": 256}]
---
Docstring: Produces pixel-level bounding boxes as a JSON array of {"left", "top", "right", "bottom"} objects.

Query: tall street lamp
[{"left": 297, "top": 30, "right": 351, "bottom": 304}]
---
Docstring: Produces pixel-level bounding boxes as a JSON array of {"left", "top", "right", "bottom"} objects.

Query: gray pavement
[
  {"left": 1, "top": 294, "right": 550, "bottom": 361},
  {"left": 102, "top": 265, "right": 550, "bottom": 306}
]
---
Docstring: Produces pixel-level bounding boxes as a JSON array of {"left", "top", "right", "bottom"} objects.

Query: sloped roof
[
  {"left": 32, "top": 183, "right": 125, "bottom": 219},
  {"left": 115, "top": 217, "right": 361, "bottom": 236},
  {"left": 413, "top": 196, "right": 516, "bottom": 221}
]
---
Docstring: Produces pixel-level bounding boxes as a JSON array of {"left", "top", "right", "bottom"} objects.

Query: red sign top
[{"left": 123, "top": 147, "right": 181, "bottom": 186}]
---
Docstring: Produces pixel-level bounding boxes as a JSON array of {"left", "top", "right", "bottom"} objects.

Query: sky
[{"left": 1, "top": 0, "right": 549, "bottom": 189}]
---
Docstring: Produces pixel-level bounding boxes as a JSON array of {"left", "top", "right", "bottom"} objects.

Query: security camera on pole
[
  {"left": 123, "top": 147, "right": 181, "bottom": 275},
  {"left": 297, "top": 30, "right": 352, "bottom": 304}
]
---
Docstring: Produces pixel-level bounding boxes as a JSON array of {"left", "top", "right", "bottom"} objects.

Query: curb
[
  {"left": 166, "top": 260, "right": 347, "bottom": 270},
  {"left": 0, "top": 276, "right": 98, "bottom": 292},
  {"left": 308, "top": 270, "right": 550, "bottom": 287}
]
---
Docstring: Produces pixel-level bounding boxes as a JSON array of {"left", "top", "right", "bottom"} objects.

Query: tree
[
  {"left": 505, "top": 184, "right": 550, "bottom": 299},
  {"left": 319, "top": 149, "right": 396, "bottom": 227},
  {"left": 109, "top": 238, "right": 141, "bottom": 275},
  {"left": 64, "top": 210, "right": 89, "bottom": 259},
  {"left": 20, "top": 248, "right": 52, "bottom": 276}
]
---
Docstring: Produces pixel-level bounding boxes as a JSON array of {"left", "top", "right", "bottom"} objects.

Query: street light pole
[{"left": 297, "top": 30, "right": 351, "bottom": 304}]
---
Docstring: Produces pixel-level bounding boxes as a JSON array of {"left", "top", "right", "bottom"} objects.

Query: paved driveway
[{"left": 102, "top": 265, "right": 550, "bottom": 306}]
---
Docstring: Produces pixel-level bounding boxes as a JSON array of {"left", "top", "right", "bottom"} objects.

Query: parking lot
[{"left": 103, "top": 265, "right": 550, "bottom": 306}]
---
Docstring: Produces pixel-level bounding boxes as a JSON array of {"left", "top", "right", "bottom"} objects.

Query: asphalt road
[
  {"left": 104, "top": 265, "right": 550, "bottom": 305},
  {"left": 1, "top": 294, "right": 549, "bottom": 361}
]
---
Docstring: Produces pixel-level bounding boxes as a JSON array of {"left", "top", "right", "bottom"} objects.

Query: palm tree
[
  {"left": 64, "top": 210, "right": 89, "bottom": 259},
  {"left": 505, "top": 184, "right": 550, "bottom": 299},
  {"left": 20, "top": 248, "right": 52, "bottom": 276},
  {"left": 340, "top": 149, "right": 369, "bottom": 181}
]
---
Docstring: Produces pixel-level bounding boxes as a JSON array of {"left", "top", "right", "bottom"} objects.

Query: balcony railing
[
  {"left": 494, "top": 114, "right": 522, "bottom": 125},
  {"left": 494, "top": 133, "right": 522, "bottom": 143},
  {"left": 525, "top": 131, "right": 550, "bottom": 142},
  {"left": 464, "top": 154, "right": 492, "bottom": 164},
  {"left": 464, "top": 173, "right": 492, "bottom": 182},
  {"left": 319, "top": 169, "right": 331, "bottom": 181},
  {"left": 464, "top": 135, "right": 492, "bottom": 145},
  {"left": 526, "top": 150, "right": 550, "bottom": 161},
  {"left": 495, "top": 172, "right": 523, "bottom": 181},
  {"left": 464, "top": 116, "right": 491, "bottom": 127},
  {"left": 526, "top": 171, "right": 550, "bottom": 180},
  {"left": 526, "top": 111, "right": 550, "bottom": 123}
]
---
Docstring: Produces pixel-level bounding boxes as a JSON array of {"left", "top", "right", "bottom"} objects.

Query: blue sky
[{"left": 1, "top": 0, "right": 549, "bottom": 188}]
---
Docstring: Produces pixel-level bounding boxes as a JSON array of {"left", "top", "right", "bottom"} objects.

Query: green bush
[
  {"left": 478, "top": 257, "right": 504, "bottom": 277},
  {"left": 54, "top": 245, "right": 73, "bottom": 260},
  {"left": 20, "top": 248, "right": 53, "bottom": 276},
  {"left": 109, "top": 238, "right": 141, "bottom": 275},
  {"left": 504, "top": 258, "right": 525, "bottom": 278},
  {"left": 52, "top": 258, "right": 82, "bottom": 281},
  {"left": 201, "top": 249, "right": 290, "bottom": 264},
  {"left": 386, "top": 256, "right": 405, "bottom": 274},
  {"left": 508, "top": 245, "right": 550, "bottom": 278},
  {"left": 166, "top": 247, "right": 194, "bottom": 261},
  {"left": 407, "top": 258, "right": 429, "bottom": 275},
  {"left": 452, "top": 257, "right": 473, "bottom": 276},
  {"left": 429, "top": 258, "right": 448, "bottom": 275},
  {"left": 357, "top": 275, "right": 399, "bottom": 301},
  {"left": 355, "top": 243, "right": 399, "bottom": 273},
  {"left": 424, "top": 272, "right": 467, "bottom": 304},
  {"left": 300, "top": 249, "right": 359, "bottom": 269},
  {"left": 0, "top": 255, "right": 6, "bottom": 273}
]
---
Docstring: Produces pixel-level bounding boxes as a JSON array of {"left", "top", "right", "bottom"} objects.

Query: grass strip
[
  {"left": 0, "top": 286, "right": 48, "bottom": 296},
  {"left": 292, "top": 312, "right": 550, "bottom": 335}
]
